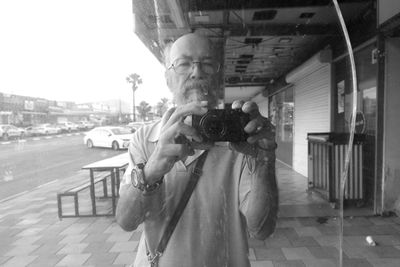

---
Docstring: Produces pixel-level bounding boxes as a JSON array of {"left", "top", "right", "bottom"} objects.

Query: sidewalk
[{"left": 1, "top": 169, "right": 400, "bottom": 266}]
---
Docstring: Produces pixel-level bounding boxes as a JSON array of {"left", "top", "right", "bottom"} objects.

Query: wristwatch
[{"left": 131, "top": 163, "right": 163, "bottom": 193}]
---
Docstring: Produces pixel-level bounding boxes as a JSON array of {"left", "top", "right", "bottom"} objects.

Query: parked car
[
  {"left": 57, "top": 122, "right": 78, "bottom": 132},
  {"left": 77, "top": 121, "right": 95, "bottom": 131},
  {"left": 0, "top": 124, "right": 25, "bottom": 140},
  {"left": 83, "top": 126, "right": 133, "bottom": 150},
  {"left": 37, "top": 124, "right": 61, "bottom": 135}
]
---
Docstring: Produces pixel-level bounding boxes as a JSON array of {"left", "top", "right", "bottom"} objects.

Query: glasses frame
[{"left": 168, "top": 58, "right": 221, "bottom": 75}]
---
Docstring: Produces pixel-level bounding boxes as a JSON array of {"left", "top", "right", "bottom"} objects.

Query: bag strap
[{"left": 147, "top": 151, "right": 208, "bottom": 266}]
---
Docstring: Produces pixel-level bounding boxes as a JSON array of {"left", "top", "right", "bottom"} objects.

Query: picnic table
[{"left": 81, "top": 153, "right": 129, "bottom": 216}]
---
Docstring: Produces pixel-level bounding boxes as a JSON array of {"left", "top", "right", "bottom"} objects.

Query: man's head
[{"left": 164, "top": 33, "right": 219, "bottom": 106}]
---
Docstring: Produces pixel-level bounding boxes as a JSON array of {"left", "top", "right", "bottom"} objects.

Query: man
[{"left": 116, "top": 33, "right": 278, "bottom": 267}]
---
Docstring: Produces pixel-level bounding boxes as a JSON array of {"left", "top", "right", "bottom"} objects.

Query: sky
[{"left": 0, "top": 0, "right": 171, "bottom": 106}]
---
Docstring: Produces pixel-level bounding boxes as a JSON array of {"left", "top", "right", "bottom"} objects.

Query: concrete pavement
[{"left": 1, "top": 169, "right": 400, "bottom": 266}]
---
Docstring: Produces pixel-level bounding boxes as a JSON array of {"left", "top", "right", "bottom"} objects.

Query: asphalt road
[{"left": 0, "top": 133, "right": 124, "bottom": 201}]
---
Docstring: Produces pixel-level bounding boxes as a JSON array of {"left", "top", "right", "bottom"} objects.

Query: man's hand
[
  {"left": 230, "top": 101, "right": 277, "bottom": 158},
  {"left": 143, "top": 101, "right": 208, "bottom": 184}
]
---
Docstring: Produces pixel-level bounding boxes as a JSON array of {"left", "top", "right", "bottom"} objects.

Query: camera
[{"left": 192, "top": 109, "right": 250, "bottom": 142}]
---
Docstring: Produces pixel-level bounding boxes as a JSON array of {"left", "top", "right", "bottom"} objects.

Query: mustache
[{"left": 183, "top": 80, "right": 211, "bottom": 92}]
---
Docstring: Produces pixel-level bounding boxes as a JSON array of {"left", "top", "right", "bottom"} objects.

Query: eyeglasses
[{"left": 168, "top": 58, "right": 220, "bottom": 75}]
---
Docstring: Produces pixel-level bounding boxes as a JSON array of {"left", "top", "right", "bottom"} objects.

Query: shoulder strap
[{"left": 147, "top": 151, "right": 209, "bottom": 266}]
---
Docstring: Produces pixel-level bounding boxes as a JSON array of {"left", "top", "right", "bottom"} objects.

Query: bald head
[{"left": 164, "top": 33, "right": 214, "bottom": 67}]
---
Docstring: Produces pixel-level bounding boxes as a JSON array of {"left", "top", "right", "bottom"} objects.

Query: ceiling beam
[
  {"left": 190, "top": 23, "right": 339, "bottom": 36},
  {"left": 188, "top": 0, "right": 367, "bottom": 12}
]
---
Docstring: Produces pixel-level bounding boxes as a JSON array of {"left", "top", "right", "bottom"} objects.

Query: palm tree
[
  {"left": 126, "top": 73, "right": 142, "bottom": 121},
  {"left": 137, "top": 101, "right": 152, "bottom": 121},
  {"left": 155, "top": 97, "right": 170, "bottom": 117}
]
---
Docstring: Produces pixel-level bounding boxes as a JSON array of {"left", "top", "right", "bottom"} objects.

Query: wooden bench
[{"left": 57, "top": 174, "right": 110, "bottom": 218}]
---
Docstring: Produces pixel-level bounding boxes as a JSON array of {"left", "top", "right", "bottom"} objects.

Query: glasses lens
[{"left": 172, "top": 59, "right": 219, "bottom": 74}]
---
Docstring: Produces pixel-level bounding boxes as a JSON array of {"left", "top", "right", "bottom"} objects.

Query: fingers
[
  {"left": 163, "top": 101, "right": 208, "bottom": 130},
  {"left": 161, "top": 121, "right": 203, "bottom": 143}
]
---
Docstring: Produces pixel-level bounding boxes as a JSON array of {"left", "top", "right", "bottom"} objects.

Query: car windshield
[{"left": 110, "top": 127, "right": 131, "bottom": 135}]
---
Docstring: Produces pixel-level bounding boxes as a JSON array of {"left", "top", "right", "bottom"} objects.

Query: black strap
[{"left": 147, "top": 151, "right": 208, "bottom": 266}]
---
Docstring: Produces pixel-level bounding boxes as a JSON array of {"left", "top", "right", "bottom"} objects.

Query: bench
[{"left": 57, "top": 173, "right": 110, "bottom": 218}]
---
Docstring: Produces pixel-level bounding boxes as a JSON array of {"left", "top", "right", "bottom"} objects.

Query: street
[{"left": 0, "top": 133, "right": 124, "bottom": 201}]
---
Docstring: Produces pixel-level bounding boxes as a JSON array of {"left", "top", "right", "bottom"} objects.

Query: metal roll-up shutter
[{"left": 286, "top": 49, "right": 332, "bottom": 176}]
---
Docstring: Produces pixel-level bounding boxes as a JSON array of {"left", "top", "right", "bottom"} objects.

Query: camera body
[{"left": 192, "top": 109, "right": 250, "bottom": 142}]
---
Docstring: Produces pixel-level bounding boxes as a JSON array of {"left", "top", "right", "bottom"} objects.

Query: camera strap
[{"left": 145, "top": 150, "right": 209, "bottom": 267}]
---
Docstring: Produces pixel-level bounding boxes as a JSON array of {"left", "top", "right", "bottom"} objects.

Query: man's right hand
[{"left": 143, "top": 101, "right": 208, "bottom": 184}]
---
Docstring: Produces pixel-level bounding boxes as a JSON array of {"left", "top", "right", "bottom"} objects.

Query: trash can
[{"left": 307, "top": 132, "right": 365, "bottom": 204}]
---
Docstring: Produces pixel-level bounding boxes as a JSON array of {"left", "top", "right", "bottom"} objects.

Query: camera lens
[{"left": 200, "top": 113, "right": 226, "bottom": 139}]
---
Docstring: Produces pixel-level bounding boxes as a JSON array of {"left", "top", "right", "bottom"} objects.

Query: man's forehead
[{"left": 169, "top": 34, "right": 212, "bottom": 61}]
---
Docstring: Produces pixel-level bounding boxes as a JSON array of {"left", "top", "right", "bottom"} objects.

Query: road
[{"left": 0, "top": 133, "right": 124, "bottom": 201}]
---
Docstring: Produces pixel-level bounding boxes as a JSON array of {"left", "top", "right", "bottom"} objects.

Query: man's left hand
[{"left": 230, "top": 101, "right": 277, "bottom": 158}]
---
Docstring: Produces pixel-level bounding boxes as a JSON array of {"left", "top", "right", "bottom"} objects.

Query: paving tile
[
  {"left": 367, "top": 258, "right": 400, "bottom": 267},
  {"left": 84, "top": 252, "right": 118, "bottom": 266},
  {"left": 272, "top": 260, "right": 306, "bottom": 267},
  {"left": 307, "top": 246, "right": 343, "bottom": 259},
  {"left": 59, "top": 234, "right": 88, "bottom": 244},
  {"left": 83, "top": 241, "right": 114, "bottom": 253},
  {"left": 55, "top": 253, "right": 91, "bottom": 266},
  {"left": 315, "top": 226, "right": 339, "bottom": 236},
  {"left": 273, "top": 228, "right": 299, "bottom": 239},
  {"left": 12, "top": 235, "right": 42, "bottom": 245},
  {"left": 294, "top": 227, "right": 321, "bottom": 237},
  {"left": 0, "top": 256, "right": 12, "bottom": 265},
  {"left": 56, "top": 243, "right": 89, "bottom": 255},
  {"left": 281, "top": 247, "right": 314, "bottom": 260},
  {"left": 372, "top": 235, "right": 400, "bottom": 246},
  {"left": 290, "top": 237, "right": 319, "bottom": 247},
  {"left": 82, "top": 233, "right": 110, "bottom": 243},
  {"left": 276, "top": 218, "right": 302, "bottom": 228},
  {"left": 1, "top": 256, "right": 38, "bottom": 267},
  {"left": 109, "top": 241, "right": 139, "bottom": 253},
  {"left": 27, "top": 255, "right": 64, "bottom": 267},
  {"left": 370, "top": 246, "right": 400, "bottom": 258},
  {"left": 342, "top": 258, "right": 373, "bottom": 267},
  {"left": 250, "top": 260, "right": 274, "bottom": 267},
  {"left": 368, "top": 216, "right": 395, "bottom": 225},
  {"left": 248, "top": 237, "right": 266, "bottom": 247},
  {"left": 253, "top": 248, "right": 286, "bottom": 260},
  {"left": 32, "top": 243, "right": 64, "bottom": 256},
  {"left": 313, "top": 235, "right": 340, "bottom": 248},
  {"left": 113, "top": 252, "right": 137, "bottom": 265},
  {"left": 59, "top": 223, "right": 90, "bottom": 235},
  {"left": 345, "top": 217, "right": 373, "bottom": 226},
  {"left": 4, "top": 244, "right": 40, "bottom": 256},
  {"left": 16, "top": 227, "right": 46, "bottom": 237},
  {"left": 302, "top": 258, "right": 338, "bottom": 267},
  {"left": 370, "top": 225, "right": 400, "bottom": 235},
  {"left": 107, "top": 232, "right": 133, "bottom": 242},
  {"left": 343, "top": 246, "right": 379, "bottom": 259},
  {"left": 265, "top": 236, "right": 292, "bottom": 248}
]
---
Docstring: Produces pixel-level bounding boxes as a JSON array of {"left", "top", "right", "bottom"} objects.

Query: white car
[
  {"left": 83, "top": 126, "right": 133, "bottom": 150},
  {"left": 58, "top": 122, "right": 78, "bottom": 132},
  {"left": 0, "top": 124, "right": 25, "bottom": 140},
  {"left": 35, "top": 124, "right": 60, "bottom": 135}
]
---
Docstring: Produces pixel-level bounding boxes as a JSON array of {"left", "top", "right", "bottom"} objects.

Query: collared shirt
[{"left": 119, "top": 120, "right": 259, "bottom": 267}]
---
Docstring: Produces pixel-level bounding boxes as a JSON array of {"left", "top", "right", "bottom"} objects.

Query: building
[
  {"left": 0, "top": 92, "right": 132, "bottom": 126},
  {"left": 131, "top": 0, "right": 400, "bottom": 215}
]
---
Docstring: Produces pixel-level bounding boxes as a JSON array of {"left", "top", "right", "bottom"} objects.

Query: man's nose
[{"left": 190, "top": 62, "right": 205, "bottom": 79}]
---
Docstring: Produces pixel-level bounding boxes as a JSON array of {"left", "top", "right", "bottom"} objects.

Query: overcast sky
[{"left": 0, "top": 0, "right": 171, "bottom": 105}]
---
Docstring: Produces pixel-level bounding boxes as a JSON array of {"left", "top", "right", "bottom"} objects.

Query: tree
[
  {"left": 126, "top": 73, "right": 142, "bottom": 121},
  {"left": 155, "top": 97, "right": 169, "bottom": 117},
  {"left": 136, "top": 101, "right": 152, "bottom": 121}
]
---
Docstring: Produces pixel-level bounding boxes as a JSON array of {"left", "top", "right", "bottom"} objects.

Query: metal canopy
[{"left": 132, "top": 0, "right": 372, "bottom": 88}]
